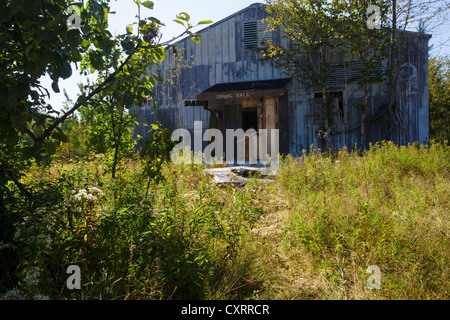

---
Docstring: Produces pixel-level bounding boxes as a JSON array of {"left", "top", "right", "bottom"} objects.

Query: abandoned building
[{"left": 131, "top": 2, "right": 431, "bottom": 159}]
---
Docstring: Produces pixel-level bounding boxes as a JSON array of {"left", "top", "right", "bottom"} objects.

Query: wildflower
[
  {"left": 23, "top": 267, "right": 41, "bottom": 287},
  {"left": 86, "top": 194, "right": 98, "bottom": 202},
  {"left": 87, "top": 186, "right": 104, "bottom": 198},
  {"left": 1, "top": 287, "right": 24, "bottom": 300},
  {"left": 33, "top": 293, "right": 51, "bottom": 300}
]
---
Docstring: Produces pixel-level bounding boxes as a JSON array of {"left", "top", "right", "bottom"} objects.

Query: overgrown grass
[
  {"left": 278, "top": 141, "right": 450, "bottom": 299},
  {"left": 1, "top": 141, "right": 449, "bottom": 300}
]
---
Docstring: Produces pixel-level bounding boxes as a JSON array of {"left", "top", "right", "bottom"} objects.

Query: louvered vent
[
  {"left": 243, "top": 20, "right": 271, "bottom": 49},
  {"left": 326, "top": 61, "right": 385, "bottom": 87}
]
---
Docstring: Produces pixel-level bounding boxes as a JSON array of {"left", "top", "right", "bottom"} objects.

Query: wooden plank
[
  {"left": 201, "top": 29, "right": 208, "bottom": 66},
  {"left": 222, "top": 20, "right": 230, "bottom": 64},
  {"left": 223, "top": 62, "right": 230, "bottom": 83},
  {"left": 250, "top": 55, "right": 258, "bottom": 81},
  {"left": 203, "top": 108, "right": 211, "bottom": 128},
  {"left": 228, "top": 17, "right": 237, "bottom": 81},
  {"left": 235, "top": 17, "right": 243, "bottom": 62},
  {"left": 214, "top": 22, "right": 223, "bottom": 84},
  {"left": 258, "top": 59, "right": 265, "bottom": 81},
  {"left": 235, "top": 60, "right": 244, "bottom": 82},
  {"left": 222, "top": 21, "right": 230, "bottom": 83},
  {"left": 215, "top": 63, "right": 223, "bottom": 84},
  {"left": 214, "top": 22, "right": 223, "bottom": 64},
  {"left": 194, "top": 30, "right": 202, "bottom": 67},
  {"left": 264, "top": 97, "right": 277, "bottom": 155},
  {"left": 243, "top": 97, "right": 260, "bottom": 108},
  {"left": 278, "top": 94, "right": 289, "bottom": 155},
  {"left": 207, "top": 29, "right": 216, "bottom": 87}
]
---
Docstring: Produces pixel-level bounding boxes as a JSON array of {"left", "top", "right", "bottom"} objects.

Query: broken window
[
  {"left": 311, "top": 91, "right": 346, "bottom": 126},
  {"left": 184, "top": 99, "right": 198, "bottom": 107}
]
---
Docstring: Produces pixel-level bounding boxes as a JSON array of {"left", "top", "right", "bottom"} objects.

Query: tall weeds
[
  {"left": 1, "top": 142, "right": 449, "bottom": 300},
  {"left": 278, "top": 142, "right": 450, "bottom": 299}
]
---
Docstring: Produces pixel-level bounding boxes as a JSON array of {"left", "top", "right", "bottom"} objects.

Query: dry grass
[{"left": 8, "top": 142, "right": 450, "bottom": 300}]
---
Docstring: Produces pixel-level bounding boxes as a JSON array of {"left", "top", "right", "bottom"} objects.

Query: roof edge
[{"left": 167, "top": 3, "right": 266, "bottom": 46}]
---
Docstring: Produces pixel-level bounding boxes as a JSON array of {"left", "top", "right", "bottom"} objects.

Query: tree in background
[
  {"left": 264, "top": 0, "right": 347, "bottom": 150},
  {"left": 429, "top": 55, "right": 450, "bottom": 144},
  {"left": 73, "top": 81, "right": 137, "bottom": 178},
  {"left": 264, "top": 0, "right": 391, "bottom": 150},
  {"left": 57, "top": 89, "right": 88, "bottom": 159},
  {"left": 264, "top": 0, "right": 449, "bottom": 149},
  {"left": 331, "top": 0, "right": 391, "bottom": 149}
]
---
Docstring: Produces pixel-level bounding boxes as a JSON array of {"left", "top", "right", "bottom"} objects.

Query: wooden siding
[{"left": 132, "top": 3, "right": 430, "bottom": 156}]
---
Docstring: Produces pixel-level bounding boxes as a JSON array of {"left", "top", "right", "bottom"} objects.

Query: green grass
[{"left": 1, "top": 141, "right": 449, "bottom": 300}]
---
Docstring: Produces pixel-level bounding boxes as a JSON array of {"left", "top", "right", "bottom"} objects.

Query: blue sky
[{"left": 43, "top": 0, "right": 450, "bottom": 112}]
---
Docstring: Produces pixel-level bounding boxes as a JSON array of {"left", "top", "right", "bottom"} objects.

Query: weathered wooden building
[{"left": 131, "top": 2, "right": 431, "bottom": 158}]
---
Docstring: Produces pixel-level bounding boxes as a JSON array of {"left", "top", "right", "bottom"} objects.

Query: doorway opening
[{"left": 243, "top": 108, "right": 258, "bottom": 131}]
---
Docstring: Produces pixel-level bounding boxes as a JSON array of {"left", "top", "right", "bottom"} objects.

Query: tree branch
[
  {"left": 38, "top": 25, "right": 196, "bottom": 142},
  {"left": 0, "top": 164, "right": 33, "bottom": 199},
  {"left": 38, "top": 52, "right": 134, "bottom": 141}
]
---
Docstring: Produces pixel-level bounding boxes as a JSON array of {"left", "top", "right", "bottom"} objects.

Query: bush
[{"left": 2, "top": 141, "right": 449, "bottom": 300}]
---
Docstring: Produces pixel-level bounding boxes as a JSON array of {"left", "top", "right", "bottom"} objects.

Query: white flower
[
  {"left": 1, "top": 287, "right": 24, "bottom": 300},
  {"left": 86, "top": 194, "right": 98, "bottom": 202},
  {"left": 23, "top": 267, "right": 41, "bottom": 286},
  {"left": 87, "top": 186, "right": 104, "bottom": 198},
  {"left": 33, "top": 293, "right": 51, "bottom": 300}
]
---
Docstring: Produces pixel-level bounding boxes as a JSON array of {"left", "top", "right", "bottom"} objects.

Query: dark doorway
[{"left": 242, "top": 108, "right": 258, "bottom": 131}]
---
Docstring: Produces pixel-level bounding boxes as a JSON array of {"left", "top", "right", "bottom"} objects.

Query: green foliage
[
  {"left": 1, "top": 143, "right": 449, "bottom": 300},
  {"left": 264, "top": 0, "right": 392, "bottom": 148},
  {"left": 278, "top": 141, "right": 450, "bottom": 299},
  {"left": 140, "top": 125, "right": 175, "bottom": 187},
  {"left": 1, "top": 158, "right": 265, "bottom": 300},
  {"left": 0, "top": 0, "right": 211, "bottom": 182},
  {"left": 0, "top": 0, "right": 213, "bottom": 299},
  {"left": 429, "top": 55, "right": 450, "bottom": 145}
]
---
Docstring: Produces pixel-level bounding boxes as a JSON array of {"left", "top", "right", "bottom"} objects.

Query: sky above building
[{"left": 43, "top": 0, "right": 450, "bottom": 112}]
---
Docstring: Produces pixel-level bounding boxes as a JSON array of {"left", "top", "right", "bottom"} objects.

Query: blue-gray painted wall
[{"left": 131, "top": 3, "right": 430, "bottom": 155}]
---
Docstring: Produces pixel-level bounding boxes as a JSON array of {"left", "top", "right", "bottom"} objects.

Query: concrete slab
[{"left": 205, "top": 166, "right": 275, "bottom": 185}]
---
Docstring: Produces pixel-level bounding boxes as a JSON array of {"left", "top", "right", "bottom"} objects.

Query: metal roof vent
[{"left": 243, "top": 20, "right": 271, "bottom": 49}]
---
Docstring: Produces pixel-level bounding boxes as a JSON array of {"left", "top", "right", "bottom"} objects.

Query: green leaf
[
  {"left": 153, "top": 46, "right": 165, "bottom": 62},
  {"left": 52, "top": 81, "right": 60, "bottom": 93},
  {"left": 198, "top": 20, "right": 213, "bottom": 25},
  {"left": 44, "top": 141, "right": 57, "bottom": 155},
  {"left": 53, "top": 130, "right": 69, "bottom": 143},
  {"left": 142, "top": 1, "right": 154, "bottom": 10},
  {"left": 177, "top": 12, "right": 190, "bottom": 21},
  {"left": 121, "top": 38, "right": 135, "bottom": 55},
  {"left": 89, "top": 51, "right": 104, "bottom": 70},
  {"left": 77, "top": 95, "right": 88, "bottom": 106},
  {"left": 123, "top": 90, "right": 134, "bottom": 108},
  {"left": 81, "top": 39, "right": 91, "bottom": 50},
  {"left": 173, "top": 19, "right": 185, "bottom": 27},
  {"left": 126, "top": 24, "right": 133, "bottom": 34},
  {"left": 59, "top": 61, "right": 73, "bottom": 79}
]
